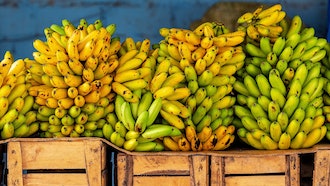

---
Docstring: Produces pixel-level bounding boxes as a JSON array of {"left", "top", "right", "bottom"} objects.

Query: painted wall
[{"left": 0, "top": 0, "right": 328, "bottom": 59}]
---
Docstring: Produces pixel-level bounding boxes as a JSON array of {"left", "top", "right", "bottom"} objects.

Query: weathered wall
[{"left": 0, "top": 0, "right": 328, "bottom": 59}]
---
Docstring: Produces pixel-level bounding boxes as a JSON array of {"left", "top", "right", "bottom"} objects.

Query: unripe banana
[
  {"left": 257, "top": 117, "right": 271, "bottom": 133},
  {"left": 260, "top": 134, "right": 278, "bottom": 150},
  {"left": 278, "top": 132, "right": 291, "bottom": 150}
]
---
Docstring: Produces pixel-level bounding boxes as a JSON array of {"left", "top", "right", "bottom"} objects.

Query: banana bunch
[
  {"left": 0, "top": 51, "right": 39, "bottom": 139},
  {"left": 112, "top": 37, "right": 154, "bottom": 103},
  {"left": 24, "top": 18, "right": 119, "bottom": 137},
  {"left": 237, "top": 4, "right": 287, "bottom": 43},
  {"left": 233, "top": 13, "right": 328, "bottom": 149},
  {"left": 153, "top": 21, "right": 245, "bottom": 151},
  {"left": 104, "top": 92, "right": 182, "bottom": 152},
  {"left": 37, "top": 97, "right": 114, "bottom": 138}
]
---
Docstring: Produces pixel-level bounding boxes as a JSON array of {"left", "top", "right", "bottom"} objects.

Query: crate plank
[
  {"left": 117, "top": 153, "right": 133, "bottom": 186},
  {"left": 288, "top": 154, "right": 300, "bottom": 186},
  {"left": 7, "top": 142, "right": 24, "bottom": 186},
  {"left": 20, "top": 141, "right": 87, "bottom": 169},
  {"left": 134, "top": 176, "right": 190, "bottom": 186},
  {"left": 84, "top": 140, "right": 105, "bottom": 186},
  {"left": 224, "top": 155, "right": 286, "bottom": 174},
  {"left": 133, "top": 155, "right": 190, "bottom": 175},
  {"left": 225, "top": 175, "right": 286, "bottom": 186},
  {"left": 190, "top": 155, "right": 209, "bottom": 185},
  {"left": 210, "top": 156, "right": 224, "bottom": 186},
  {"left": 23, "top": 173, "right": 88, "bottom": 186},
  {"left": 313, "top": 149, "right": 330, "bottom": 186}
]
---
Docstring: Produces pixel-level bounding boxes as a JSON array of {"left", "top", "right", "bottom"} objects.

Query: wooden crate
[
  {"left": 5, "top": 138, "right": 108, "bottom": 186},
  {"left": 116, "top": 152, "right": 209, "bottom": 186},
  {"left": 114, "top": 146, "right": 317, "bottom": 186}
]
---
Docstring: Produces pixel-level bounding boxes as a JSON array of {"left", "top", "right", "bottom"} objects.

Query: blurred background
[{"left": 0, "top": 0, "right": 328, "bottom": 60}]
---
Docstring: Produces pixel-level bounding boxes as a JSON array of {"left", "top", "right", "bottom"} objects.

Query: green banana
[
  {"left": 282, "top": 94, "right": 300, "bottom": 118},
  {"left": 87, "top": 106, "right": 105, "bottom": 122},
  {"left": 243, "top": 75, "right": 261, "bottom": 98},
  {"left": 259, "top": 37, "right": 272, "bottom": 55},
  {"left": 268, "top": 101, "right": 281, "bottom": 122},
  {"left": 250, "top": 102, "right": 268, "bottom": 119},
  {"left": 269, "top": 69, "right": 287, "bottom": 96},
  {"left": 285, "top": 32, "right": 301, "bottom": 48},
  {"left": 260, "top": 61, "right": 272, "bottom": 76},
  {"left": 241, "top": 116, "right": 259, "bottom": 131},
  {"left": 146, "top": 97, "right": 162, "bottom": 126},
  {"left": 275, "top": 59, "right": 288, "bottom": 75},
  {"left": 286, "top": 119, "right": 300, "bottom": 139},
  {"left": 272, "top": 37, "right": 286, "bottom": 56},
  {"left": 286, "top": 15, "right": 302, "bottom": 39},
  {"left": 287, "top": 79, "right": 302, "bottom": 98},
  {"left": 279, "top": 46, "right": 293, "bottom": 61},
  {"left": 0, "top": 109, "right": 19, "bottom": 129},
  {"left": 115, "top": 121, "right": 128, "bottom": 138},
  {"left": 291, "top": 42, "right": 307, "bottom": 60},
  {"left": 256, "top": 73, "right": 271, "bottom": 98},
  {"left": 245, "top": 43, "right": 267, "bottom": 58},
  {"left": 257, "top": 95, "right": 271, "bottom": 112},
  {"left": 134, "top": 110, "right": 149, "bottom": 133},
  {"left": 299, "top": 27, "right": 315, "bottom": 42},
  {"left": 290, "top": 107, "right": 305, "bottom": 124},
  {"left": 277, "top": 111, "right": 289, "bottom": 132},
  {"left": 1, "top": 122, "right": 15, "bottom": 139},
  {"left": 197, "top": 70, "right": 213, "bottom": 86},
  {"left": 257, "top": 116, "right": 271, "bottom": 133},
  {"left": 233, "top": 81, "right": 250, "bottom": 97},
  {"left": 121, "top": 102, "right": 135, "bottom": 131},
  {"left": 142, "top": 124, "right": 174, "bottom": 139},
  {"left": 270, "top": 87, "right": 286, "bottom": 108},
  {"left": 245, "top": 63, "right": 261, "bottom": 77}
]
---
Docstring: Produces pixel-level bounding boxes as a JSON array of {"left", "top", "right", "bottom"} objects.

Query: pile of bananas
[
  {"left": 0, "top": 52, "right": 38, "bottom": 139},
  {"left": 149, "top": 21, "right": 246, "bottom": 151},
  {"left": 237, "top": 4, "right": 287, "bottom": 43},
  {"left": 25, "top": 19, "right": 119, "bottom": 138},
  {"left": 233, "top": 5, "right": 328, "bottom": 149}
]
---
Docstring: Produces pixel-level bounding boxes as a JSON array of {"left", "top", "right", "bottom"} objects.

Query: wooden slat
[
  {"left": 313, "top": 150, "right": 330, "bottom": 186},
  {"left": 20, "top": 141, "right": 87, "bottom": 169},
  {"left": 7, "top": 142, "right": 24, "bottom": 186},
  {"left": 224, "top": 155, "right": 286, "bottom": 174},
  {"left": 225, "top": 175, "right": 286, "bottom": 186},
  {"left": 117, "top": 153, "right": 133, "bottom": 186},
  {"left": 84, "top": 140, "right": 103, "bottom": 186},
  {"left": 210, "top": 156, "right": 224, "bottom": 186},
  {"left": 133, "top": 155, "right": 190, "bottom": 175},
  {"left": 190, "top": 155, "right": 209, "bottom": 185},
  {"left": 134, "top": 176, "right": 191, "bottom": 186},
  {"left": 288, "top": 154, "right": 300, "bottom": 186},
  {"left": 23, "top": 173, "right": 88, "bottom": 186}
]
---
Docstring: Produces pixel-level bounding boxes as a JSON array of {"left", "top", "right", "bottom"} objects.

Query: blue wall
[{"left": 0, "top": 0, "right": 328, "bottom": 59}]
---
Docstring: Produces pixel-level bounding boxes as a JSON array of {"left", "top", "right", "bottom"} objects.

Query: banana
[
  {"left": 142, "top": 124, "right": 174, "bottom": 139},
  {"left": 160, "top": 110, "right": 185, "bottom": 129},
  {"left": 195, "top": 58, "right": 207, "bottom": 75},
  {"left": 301, "top": 127, "right": 321, "bottom": 148},
  {"left": 241, "top": 116, "right": 259, "bottom": 131},
  {"left": 268, "top": 100, "right": 281, "bottom": 122},
  {"left": 253, "top": 117, "right": 272, "bottom": 133},
  {"left": 246, "top": 132, "right": 264, "bottom": 149},
  {"left": 134, "top": 110, "right": 148, "bottom": 133},
  {"left": 279, "top": 46, "right": 293, "bottom": 61},
  {"left": 243, "top": 75, "right": 261, "bottom": 98},
  {"left": 1, "top": 122, "right": 14, "bottom": 139},
  {"left": 291, "top": 42, "right": 307, "bottom": 60},
  {"left": 290, "top": 107, "right": 306, "bottom": 124},
  {"left": 251, "top": 102, "right": 268, "bottom": 119},
  {"left": 0, "top": 108, "right": 19, "bottom": 129},
  {"left": 245, "top": 43, "right": 266, "bottom": 58},
  {"left": 196, "top": 114, "right": 212, "bottom": 133},
  {"left": 255, "top": 73, "right": 271, "bottom": 98},
  {"left": 270, "top": 121, "right": 282, "bottom": 142},
  {"left": 166, "top": 87, "right": 191, "bottom": 101},
  {"left": 161, "top": 71, "right": 185, "bottom": 88},
  {"left": 245, "top": 63, "right": 261, "bottom": 77},
  {"left": 246, "top": 24, "right": 260, "bottom": 41},
  {"left": 260, "top": 134, "right": 279, "bottom": 150},
  {"left": 286, "top": 15, "right": 303, "bottom": 39},
  {"left": 269, "top": 69, "right": 287, "bottom": 96},
  {"left": 153, "top": 86, "right": 175, "bottom": 99},
  {"left": 150, "top": 72, "right": 168, "bottom": 93},
  {"left": 146, "top": 97, "right": 162, "bottom": 126},
  {"left": 277, "top": 132, "right": 291, "bottom": 149},
  {"left": 272, "top": 36, "right": 286, "bottom": 56}
]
